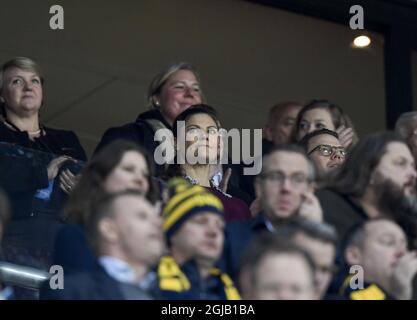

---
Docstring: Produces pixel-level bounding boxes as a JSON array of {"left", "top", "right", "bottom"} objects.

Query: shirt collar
[
  {"left": 184, "top": 173, "right": 232, "bottom": 198},
  {"left": 99, "top": 256, "right": 139, "bottom": 285}
]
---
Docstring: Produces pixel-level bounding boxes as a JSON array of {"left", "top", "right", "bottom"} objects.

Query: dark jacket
[
  {"left": 52, "top": 224, "right": 96, "bottom": 275},
  {"left": 237, "top": 138, "right": 273, "bottom": 199},
  {"left": 94, "top": 109, "right": 170, "bottom": 174},
  {"left": 40, "top": 263, "right": 154, "bottom": 300},
  {"left": 220, "top": 215, "right": 270, "bottom": 282},
  {"left": 0, "top": 122, "right": 87, "bottom": 270},
  {"left": 0, "top": 122, "right": 87, "bottom": 220},
  {"left": 316, "top": 189, "right": 368, "bottom": 239}
]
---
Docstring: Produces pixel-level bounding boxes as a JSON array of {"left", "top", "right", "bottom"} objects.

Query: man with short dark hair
[
  {"left": 254, "top": 144, "right": 322, "bottom": 228},
  {"left": 223, "top": 145, "right": 323, "bottom": 281},
  {"left": 341, "top": 219, "right": 417, "bottom": 300},
  {"left": 41, "top": 190, "right": 164, "bottom": 300},
  {"left": 299, "top": 129, "right": 346, "bottom": 179}
]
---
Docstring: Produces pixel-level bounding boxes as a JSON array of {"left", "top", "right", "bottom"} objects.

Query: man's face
[
  {"left": 346, "top": 220, "right": 407, "bottom": 289},
  {"left": 170, "top": 212, "right": 225, "bottom": 266},
  {"left": 293, "top": 232, "right": 336, "bottom": 299},
  {"left": 104, "top": 195, "right": 164, "bottom": 267},
  {"left": 307, "top": 134, "right": 345, "bottom": 177},
  {"left": 373, "top": 142, "right": 416, "bottom": 198},
  {"left": 253, "top": 253, "right": 315, "bottom": 300},
  {"left": 266, "top": 105, "right": 302, "bottom": 145},
  {"left": 256, "top": 151, "right": 311, "bottom": 222}
]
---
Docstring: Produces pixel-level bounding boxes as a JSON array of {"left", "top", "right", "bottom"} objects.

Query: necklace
[
  {"left": 3, "top": 118, "right": 42, "bottom": 135},
  {"left": 28, "top": 129, "right": 42, "bottom": 135}
]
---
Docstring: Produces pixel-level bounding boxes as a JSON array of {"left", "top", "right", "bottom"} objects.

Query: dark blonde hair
[{"left": 147, "top": 62, "right": 203, "bottom": 108}]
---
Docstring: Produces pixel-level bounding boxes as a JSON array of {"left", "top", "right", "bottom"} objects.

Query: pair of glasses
[
  {"left": 307, "top": 144, "right": 346, "bottom": 158},
  {"left": 260, "top": 171, "right": 309, "bottom": 189}
]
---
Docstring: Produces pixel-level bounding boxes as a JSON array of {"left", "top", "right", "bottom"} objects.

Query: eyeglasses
[
  {"left": 260, "top": 171, "right": 309, "bottom": 189},
  {"left": 307, "top": 144, "right": 346, "bottom": 158}
]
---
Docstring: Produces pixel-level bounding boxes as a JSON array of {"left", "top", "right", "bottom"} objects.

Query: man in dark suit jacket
[
  {"left": 221, "top": 145, "right": 323, "bottom": 282},
  {"left": 40, "top": 190, "right": 164, "bottom": 300}
]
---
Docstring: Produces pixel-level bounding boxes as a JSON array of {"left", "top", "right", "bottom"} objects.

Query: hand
[
  {"left": 59, "top": 169, "right": 80, "bottom": 195},
  {"left": 219, "top": 168, "right": 232, "bottom": 194},
  {"left": 336, "top": 125, "right": 355, "bottom": 150},
  {"left": 298, "top": 192, "right": 323, "bottom": 222},
  {"left": 390, "top": 251, "right": 417, "bottom": 300},
  {"left": 47, "top": 156, "right": 71, "bottom": 181},
  {"left": 249, "top": 197, "right": 262, "bottom": 218}
]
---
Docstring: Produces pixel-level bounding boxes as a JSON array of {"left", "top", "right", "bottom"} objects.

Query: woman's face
[
  {"left": 104, "top": 151, "right": 150, "bottom": 194},
  {"left": 183, "top": 113, "right": 220, "bottom": 165},
  {"left": 154, "top": 70, "right": 202, "bottom": 125},
  {"left": 1, "top": 67, "right": 43, "bottom": 117},
  {"left": 297, "top": 108, "right": 335, "bottom": 140}
]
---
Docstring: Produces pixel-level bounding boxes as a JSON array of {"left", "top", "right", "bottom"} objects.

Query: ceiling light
[{"left": 353, "top": 35, "right": 371, "bottom": 48}]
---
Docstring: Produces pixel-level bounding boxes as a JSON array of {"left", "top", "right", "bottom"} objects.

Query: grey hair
[{"left": 395, "top": 112, "right": 417, "bottom": 139}]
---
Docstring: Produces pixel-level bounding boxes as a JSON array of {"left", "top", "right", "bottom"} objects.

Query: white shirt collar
[{"left": 98, "top": 256, "right": 138, "bottom": 285}]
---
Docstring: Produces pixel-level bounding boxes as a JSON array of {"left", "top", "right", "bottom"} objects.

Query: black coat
[
  {"left": 0, "top": 121, "right": 87, "bottom": 270},
  {"left": 94, "top": 109, "right": 170, "bottom": 174},
  {"left": 316, "top": 189, "right": 368, "bottom": 239},
  {"left": 40, "top": 263, "right": 153, "bottom": 300},
  {"left": 0, "top": 122, "right": 87, "bottom": 221}
]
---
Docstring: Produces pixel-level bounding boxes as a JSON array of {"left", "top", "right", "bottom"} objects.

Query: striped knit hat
[{"left": 162, "top": 177, "right": 224, "bottom": 241}]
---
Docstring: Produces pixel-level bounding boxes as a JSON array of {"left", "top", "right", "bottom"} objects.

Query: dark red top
[{"left": 206, "top": 187, "right": 251, "bottom": 222}]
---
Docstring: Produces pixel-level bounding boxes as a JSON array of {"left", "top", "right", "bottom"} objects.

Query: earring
[{"left": 155, "top": 101, "right": 160, "bottom": 106}]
